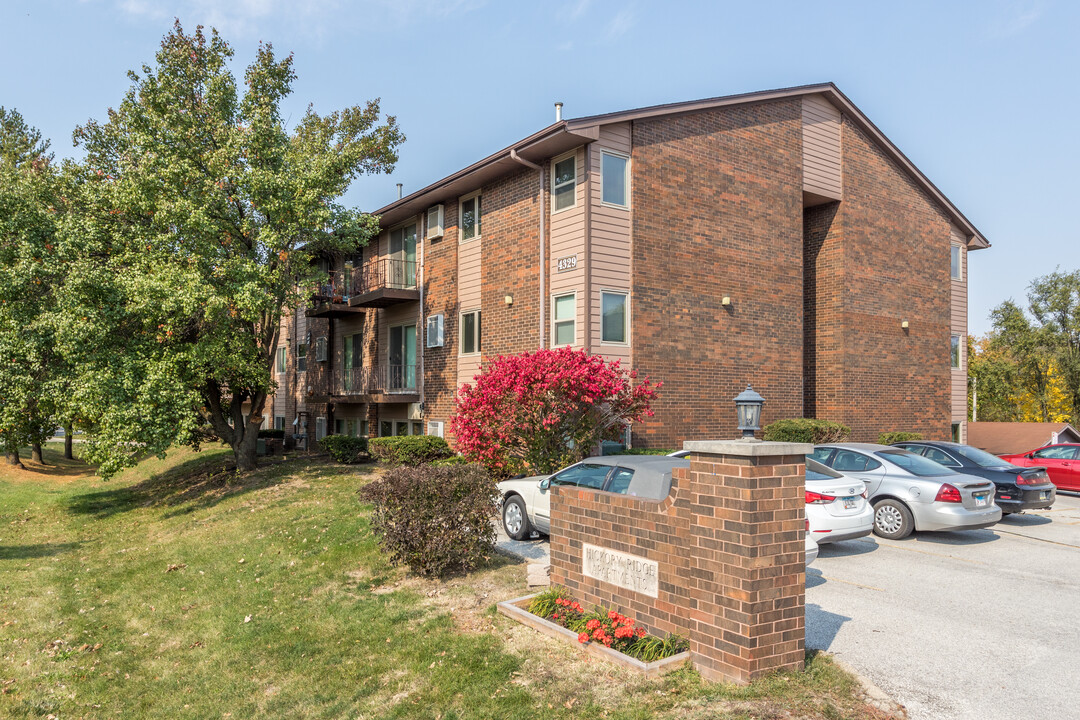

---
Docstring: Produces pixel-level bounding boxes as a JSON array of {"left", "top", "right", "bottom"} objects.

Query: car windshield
[
  {"left": 952, "top": 444, "right": 1013, "bottom": 469},
  {"left": 875, "top": 449, "right": 958, "bottom": 477}
]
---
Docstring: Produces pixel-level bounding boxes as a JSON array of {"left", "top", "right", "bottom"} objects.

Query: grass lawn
[{"left": 0, "top": 446, "right": 900, "bottom": 719}]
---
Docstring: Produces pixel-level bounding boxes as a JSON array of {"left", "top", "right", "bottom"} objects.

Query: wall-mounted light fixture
[
  {"left": 504, "top": 295, "right": 514, "bottom": 306},
  {"left": 721, "top": 296, "right": 731, "bottom": 306},
  {"left": 901, "top": 320, "right": 909, "bottom": 330}
]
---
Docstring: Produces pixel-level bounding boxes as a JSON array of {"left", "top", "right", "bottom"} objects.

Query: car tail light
[
  {"left": 860, "top": 488, "right": 868, "bottom": 499},
  {"left": 935, "top": 483, "right": 962, "bottom": 503},
  {"left": 806, "top": 519, "right": 810, "bottom": 531},
  {"left": 805, "top": 490, "right": 835, "bottom": 504},
  {"left": 1016, "top": 474, "right": 1041, "bottom": 486}
]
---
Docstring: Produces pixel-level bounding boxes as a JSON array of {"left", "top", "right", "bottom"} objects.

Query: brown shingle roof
[{"left": 967, "top": 422, "right": 1080, "bottom": 455}]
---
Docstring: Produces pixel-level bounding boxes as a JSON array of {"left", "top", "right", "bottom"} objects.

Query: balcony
[
  {"left": 347, "top": 258, "right": 419, "bottom": 308},
  {"left": 333, "top": 364, "right": 419, "bottom": 403},
  {"left": 307, "top": 271, "right": 367, "bottom": 318}
]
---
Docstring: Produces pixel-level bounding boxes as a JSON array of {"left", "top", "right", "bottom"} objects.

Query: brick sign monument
[{"left": 549, "top": 440, "right": 812, "bottom": 683}]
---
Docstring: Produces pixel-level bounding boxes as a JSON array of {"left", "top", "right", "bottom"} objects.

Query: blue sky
[{"left": 2, "top": 0, "right": 1076, "bottom": 335}]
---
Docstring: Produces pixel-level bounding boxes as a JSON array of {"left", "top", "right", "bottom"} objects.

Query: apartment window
[
  {"left": 460, "top": 193, "right": 481, "bottom": 242},
  {"left": 552, "top": 153, "right": 576, "bottom": 212},
  {"left": 601, "top": 291, "right": 628, "bottom": 344},
  {"left": 552, "top": 293, "right": 576, "bottom": 346},
  {"left": 461, "top": 310, "right": 481, "bottom": 355},
  {"left": 334, "top": 419, "right": 344, "bottom": 435},
  {"left": 275, "top": 346, "right": 287, "bottom": 373},
  {"left": 951, "top": 423, "right": 961, "bottom": 443},
  {"left": 380, "top": 420, "right": 392, "bottom": 437},
  {"left": 360, "top": 420, "right": 369, "bottom": 437},
  {"left": 950, "top": 245, "right": 962, "bottom": 281},
  {"left": 395, "top": 420, "right": 409, "bottom": 436},
  {"left": 601, "top": 151, "right": 629, "bottom": 208},
  {"left": 411, "top": 421, "right": 423, "bottom": 435},
  {"left": 427, "top": 420, "right": 445, "bottom": 438},
  {"left": 274, "top": 416, "right": 285, "bottom": 431},
  {"left": 951, "top": 334, "right": 961, "bottom": 368},
  {"left": 297, "top": 343, "right": 308, "bottom": 372},
  {"left": 315, "top": 417, "right": 327, "bottom": 441},
  {"left": 426, "top": 314, "right": 445, "bottom": 348},
  {"left": 314, "top": 336, "right": 328, "bottom": 362}
]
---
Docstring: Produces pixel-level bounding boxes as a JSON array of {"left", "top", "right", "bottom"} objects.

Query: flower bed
[{"left": 527, "top": 587, "right": 687, "bottom": 662}]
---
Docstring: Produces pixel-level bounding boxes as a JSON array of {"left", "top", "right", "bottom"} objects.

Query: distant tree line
[
  {"left": 0, "top": 21, "right": 403, "bottom": 476},
  {"left": 969, "top": 270, "right": 1080, "bottom": 425}
]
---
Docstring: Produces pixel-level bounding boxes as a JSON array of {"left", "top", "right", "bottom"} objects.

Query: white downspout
[{"left": 510, "top": 148, "right": 545, "bottom": 349}]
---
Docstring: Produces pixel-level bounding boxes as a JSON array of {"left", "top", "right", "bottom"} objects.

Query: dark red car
[{"left": 999, "top": 444, "right": 1080, "bottom": 492}]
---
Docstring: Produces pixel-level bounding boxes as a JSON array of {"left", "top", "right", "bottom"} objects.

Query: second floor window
[
  {"left": 601, "top": 151, "right": 629, "bottom": 208},
  {"left": 950, "top": 245, "right": 962, "bottom": 280},
  {"left": 276, "top": 346, "right": 287, "bottom": 373},
  {"left": 552, "top": 154, "right": 576, "bottom": 212},
  {"left": 297, "top": 343, "right": 308, "bottom": 372},
  {"left": 601, "top": 291, "right": 628, "bottom": 344},
  {"left": 460, "top": 194, "right": 481, "bottom": 241},
  {"left": 461, "top": 310, "right": 481, "bottom": 354},
  {"left": 951, "top": 334, "right": 961, "bottom": 368}
]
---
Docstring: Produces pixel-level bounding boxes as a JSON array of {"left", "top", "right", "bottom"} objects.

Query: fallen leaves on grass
[{"left": 166, "top": 563, "right": 186, "bottom": 572}]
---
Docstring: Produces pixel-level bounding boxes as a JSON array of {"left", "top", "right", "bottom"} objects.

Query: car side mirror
[
  {"left": 539, "top": 478, "right": 551, "bottom": 490},
  {"left": 1027, "top": 453, "right": 1034, "bottom": 460}
]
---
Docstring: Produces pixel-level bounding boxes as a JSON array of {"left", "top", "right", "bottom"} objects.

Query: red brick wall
[
  {"left": 421, "top": 200, "right": 459, "bottom": 432},
  {"left": 549, "top": 450, "right": 806, "bottom": 683},
  {"left": 819, "top": 119, "right": 952, "bottom": 441},
  {"left": 630, "top": 100, "right": 806, "bottom": 448}
]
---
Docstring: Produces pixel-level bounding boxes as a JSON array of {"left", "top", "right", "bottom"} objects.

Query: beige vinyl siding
[
  {"left": 802, "top": 95, "right": 842, "bottom": 201},
  {"left": 457, "top": 207, "right": 483, "bottom": 386},
  {"left": 950, "top": 224, "right": 968, "bottom": 438},
  {"left": 549, "top": 146, "right": 587, "bottom": 347},
  {"left": 589, "top": 123, "right": 632, "bottom": 366}
]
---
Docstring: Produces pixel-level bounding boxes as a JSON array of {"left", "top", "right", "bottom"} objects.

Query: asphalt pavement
[{"left": 807, "top": 492, "right": 1080, "bottom": 720}]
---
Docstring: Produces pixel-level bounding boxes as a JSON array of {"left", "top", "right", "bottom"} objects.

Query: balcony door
[
  {"left": 389, "top": 223, "right": 417, "bottom": 288},
  {"left": 343, "top": 334, "right": 362, "bottom": 392},
  {"left": 388, "top": 324, "right": 416, "bottom": 391}
]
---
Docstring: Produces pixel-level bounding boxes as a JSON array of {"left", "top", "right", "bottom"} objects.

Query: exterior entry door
[
  {"left": 388, "top": 324, "right": 416, "bottom": 391},
  {"left": 389, "top": 223, "right": 417, "bottom": 288}
]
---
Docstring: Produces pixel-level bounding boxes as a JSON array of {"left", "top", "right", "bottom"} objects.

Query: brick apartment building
[{"left": 266, "top": 82, "right": 987, "bottom": 450}]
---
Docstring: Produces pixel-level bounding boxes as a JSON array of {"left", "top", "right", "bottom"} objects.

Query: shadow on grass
[
  {"left": 67, "top": 454, "right": 376, "bottom": 520},
  {"left": 0, "top": 542, "right": 82, "bottom": 560}
]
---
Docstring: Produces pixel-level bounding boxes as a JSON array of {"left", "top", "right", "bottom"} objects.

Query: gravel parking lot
[{"left": 807, "top": 492, "right": 1080, "bottom": 720}]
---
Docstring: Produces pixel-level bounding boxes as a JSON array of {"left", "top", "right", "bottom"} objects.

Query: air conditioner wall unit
[{"left": 426, "top": 204, "right": 445, "bottom": 240}]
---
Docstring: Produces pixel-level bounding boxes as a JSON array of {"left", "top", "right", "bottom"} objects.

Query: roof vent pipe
[
  {"left": 555, "top": 102, "right": 563, "bottom": 122},
  {"left": 396, "top": 183, "right": 403, "bottom": 199}
]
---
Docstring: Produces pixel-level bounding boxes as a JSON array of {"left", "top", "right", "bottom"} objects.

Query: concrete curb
[{"left": 830, "top": 657, "right": 907, "bottom": 718}]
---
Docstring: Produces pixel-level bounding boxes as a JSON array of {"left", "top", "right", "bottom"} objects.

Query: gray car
[
  {"left": 496, "top": 455, "right": 688, "bottom": 539},
  {"left": 810, "top": 443, "right": 1002, "bottom": 539}
]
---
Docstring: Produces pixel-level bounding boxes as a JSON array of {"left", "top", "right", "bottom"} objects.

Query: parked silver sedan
[{"left": 810, "top": 443, "right": 1002, "bottom": 539}]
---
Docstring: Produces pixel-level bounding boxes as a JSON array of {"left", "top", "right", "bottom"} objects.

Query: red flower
[
  {"left": 636, "top": 627, "right": 646, "bottom": 638},
  {"left": 577, "top": 632, "right": 590, "bottom": 644},
  {"left": 586, "top": 619, "right": 601, "bottom": 631},
  {"left": 607, "top": 611, "right": 619, "bottom": 622}
]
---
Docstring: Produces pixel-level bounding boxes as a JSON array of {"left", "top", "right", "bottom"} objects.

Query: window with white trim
[
  {"left": 275, "top": 346, "right": 287, "bottom": 373},
  {"left": 460, "top": 193, "right": 481, "bottom": 242},
  {"left": 601, "top": 151, "right": 629, "bottom": 208},
  {"left": 460, "top": 310, "right": 481, "bottom": 355},
  {"left": 297, "top": 342, "right": 308, "bottom": 372},
  {"left": 552, "top": 153, "right": 576, "bottom": 212},
  {"left": 950, "top": 245, "right": 962, "bottom": 281},
  {"left": 427, "top": 420, "right": 445, "bottom": 438},
  {"left": 426, "top": 314, "right": 445, "bottom": 348},
  {"left": 552, "top": 293, "right": 576, "bottom": 346},
  {"left": 315, "top": 417, "right": 327, "bottom": 441},
  {"left": 951, "top": 334, "right": 961, "bottom": 368},
  {"left": 274, "top": 416, "right": 285, "bottom": 431},
  {"left": 601, "top": 291, "right": 628, "bottom": 344}
]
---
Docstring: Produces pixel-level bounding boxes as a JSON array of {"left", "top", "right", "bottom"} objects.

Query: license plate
[
  {"left": 974, "top": 494, "right": 988, "bottom": 507},
  {"left": 842, "top": 496, "right": 857, "bottom": 510}
]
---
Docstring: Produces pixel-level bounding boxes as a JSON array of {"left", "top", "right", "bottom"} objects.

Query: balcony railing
[
  {"left": 351, "top": 258, "right": 417, "bottom": 295},
  {"left": 336, "top": 364, "right": 418, "bottom": 395}
]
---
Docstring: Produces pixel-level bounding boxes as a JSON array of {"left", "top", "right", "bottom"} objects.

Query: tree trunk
[
  {"left": 6, "top": 449, "right": 24, "bottom": 469},
  {"left": 235, "top": 428, "right": 260, "bottom": 472},
  {"left": 31, "top": 442, "right": 44, "bottom": 465},
  {"left": 64, "top": 425, "right": 73, "bottom": 460}
]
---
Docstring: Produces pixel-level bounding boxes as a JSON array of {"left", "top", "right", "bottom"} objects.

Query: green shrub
[
  {"left": 878, "top": 431, "right": 923, "bottom": 445},
  {"left": 358, "top": 464, "right": 498, "bottom": 577},
  {"left": 762, "top": 418, "right": 851, "bottom": 444},
  {"left": 608, "top": 448, "right": 673, "bottom": 456},
  {"left": 258, "top": 429, "right": 285, "bottom": 439},
  {"left": 429, "top": 454, "right": 470, "bottom": 467},
  {"left": 320, "top": 435, "right": 370, "bottom": 464},
  {"left": 368, "top": 435, "right": 452, "bottom": 466}
]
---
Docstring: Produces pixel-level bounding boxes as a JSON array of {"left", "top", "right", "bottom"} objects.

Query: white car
[
  {"left": 805, "top": 526, "right": 819, "bottom": 566},
  {"left": 805, "top": 457, "right": 875, "bottom": 544}
]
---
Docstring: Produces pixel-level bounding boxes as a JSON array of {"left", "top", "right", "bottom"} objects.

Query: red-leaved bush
[{"left": 450, "top": 347, "right": 660, "bottom": 477}]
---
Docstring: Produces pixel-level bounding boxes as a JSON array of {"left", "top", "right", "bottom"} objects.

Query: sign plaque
[
  {"left": 581, "top": 543, "right": 658, "bottom": 598},
  {"left": 556, "top": 254, "right": 578, "bottom": 272}
]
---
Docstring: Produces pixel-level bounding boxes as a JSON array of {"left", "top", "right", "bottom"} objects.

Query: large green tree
[
  {"left": 0, "top": 109, "right": 61, "bottom": 467},
  {"left": 67, "top": 22, "right": 403, "bottom": 476}
]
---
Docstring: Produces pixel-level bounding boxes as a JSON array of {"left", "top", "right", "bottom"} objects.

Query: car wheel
[
  {"left": 501, "top": 495, "right": 531, "bottom": 540},
  {"left": 873, "top": 499, "right": 914, "bottom": 540}
]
